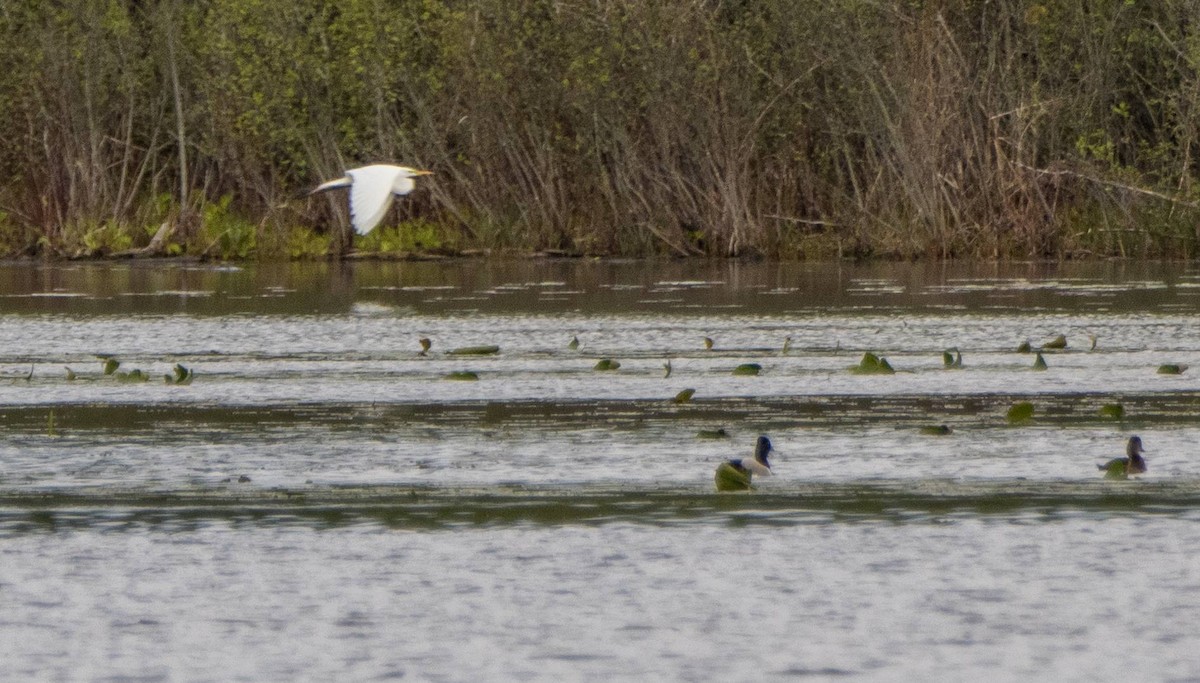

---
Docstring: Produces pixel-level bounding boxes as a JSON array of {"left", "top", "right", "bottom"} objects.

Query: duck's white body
[
  {"left": 715, "top": 435, "right": 774, "bottom": 491},
  {"left": 311, "top": 164, "right": 432, "bottom": 235}
]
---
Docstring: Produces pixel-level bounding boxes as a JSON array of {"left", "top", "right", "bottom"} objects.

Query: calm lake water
[{"left": 2, "top": 259, "right": 1200, "bottom": 681}]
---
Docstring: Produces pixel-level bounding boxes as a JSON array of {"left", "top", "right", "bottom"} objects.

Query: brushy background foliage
[{"left": 2, "top": 0, "right": 1200, "bottom": 259}]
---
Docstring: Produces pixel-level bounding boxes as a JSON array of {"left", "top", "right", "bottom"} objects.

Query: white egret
[{"left": 310, "top": 164, "right": 432, "bottom": 235}]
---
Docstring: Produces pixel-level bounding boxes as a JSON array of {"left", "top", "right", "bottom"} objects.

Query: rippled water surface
[{"left": 3, "top": 260, "right": 1200, "bottom": 681}]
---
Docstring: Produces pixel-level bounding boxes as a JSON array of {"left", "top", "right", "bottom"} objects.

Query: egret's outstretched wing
[
  {"left": 346, "top": 166, "right": 402, "bottom": 234},
  {"left": 310, "top": 175, "right": 352, "bottom": 194},
  {"left": 392, "top": 175, "right": 416, "bottom": 196}
]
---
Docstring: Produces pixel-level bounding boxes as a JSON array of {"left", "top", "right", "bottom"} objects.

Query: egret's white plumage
[{"left": 310, "top": 164, "right": 432, "bottom": 235}]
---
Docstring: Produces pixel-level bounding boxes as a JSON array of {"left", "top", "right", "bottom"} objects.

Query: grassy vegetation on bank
[{"left": 2, "top": 0, "right": 1200, "bottom": 259}]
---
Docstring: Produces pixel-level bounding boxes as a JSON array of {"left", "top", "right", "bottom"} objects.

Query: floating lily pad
[
  {"left": 1007, "top": 401, "right": 1035, "bottom": 424},
  {"left": 942, "top": 348, "right": 962, "bottom": 369},
  {"left": 1157, "top": 364, "right": 1188, "bottom": 375},
  {"left": 919, "top": 425, "right": 953, "bottom": 436},
  {"left": 1043, "top": 334, "right": 1068, "bottom": 350},
  {"left": 594, "top": 359, "right": 620, "bottom": 371},
  {"left": 697, "top": 428, "right": 729, "bottom": 440},
  {"left": 673, "top": 388, "right": 696, "bottom": 404},
  {"left": 444, "top": 371, "right": 479, "bottom": 381},
  {"left": 449, "top": 345, "right": 500, "bottom": 356},
  {"left": 1032, "top": 352, "right": 1048, "bottom": 371},
  {"left": 102, "top": 358, "right": 120, "bottom": 375},
  {"left": 714, "top": 462, "right": 752, "bottom": 492},
  {"left": 850, "top": 352, "right": 894, "bottom": 375},
  {"left": 116, "top": 369, "right": 149, "bottom": 383},
  {"left": 1098, "top": 404, "right": 1125, "bottom": 420},
  {"left": 731, "top": 363, "right": 762, "bottom": 376},
  {"left": 164, "top": 363, "right": 194, "bottom": 385}
]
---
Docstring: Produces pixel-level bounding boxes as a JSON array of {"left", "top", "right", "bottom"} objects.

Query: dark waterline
[{"left": 1, "top": 259, "right": 1198, "bottom": 316}]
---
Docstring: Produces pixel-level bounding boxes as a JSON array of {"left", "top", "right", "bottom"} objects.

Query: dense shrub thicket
[{"left": 2, "top": 0, "right": 1200, "bottom": 259}]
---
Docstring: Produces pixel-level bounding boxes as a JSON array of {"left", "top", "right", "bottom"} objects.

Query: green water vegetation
[
  {"left": 444, "top": 371, "right": 479, "bottom": 381},
  {"left": 713, "top": 462, "right": 753, "bottom": 492},
  {"left": 9, "top": 2, "right": 1200, "bottom": 259},
  {"left": 1099, "top": 404, "right": 1126, "bottom": 420},
  {"left": 663, "top": 360, "right": 672, "bottom": 378},
  {"left": 731, "top": 363, "right": 762, "bottom": 376},
  {"left": 1007, "top": 401, "right": 1036, "bottom": 424},
  {"left": 851, "top": 352, "right": 895, "bottom": 375},
  {"left": 1099, "top": 459, "right": 1132, "bottom": 480},
  {"left": 942, "top": 348, "right": 963, "bottom": 369},
  {"left": 703, "top": 337, "right": 714, "bottom": 351},
  {"left": 418, "top": 338, "right": 432, "bottom": 355},
  {"left": 1043, "top": 335, "right": 1068, "bottom": 350},
  {"left": 1157, "top": 364, "right": 1188, "bottom": 375},
  {"left": 1089, "top": 335, "right": 1099, "bottom": 352},
  {"left": 164, "top": 364, "right": 194, "bottom": 385},
  {"left": 448, "top": 345, "right": 500, "bottom": 356},
  {"left": 593, "top": 359, "right": 620, "bottom": 371},
  {"left": 47, "top": 409, "right": 56, "bottom": 437},
  {"left": 568, "top": 336, "right": 579, "bottom": 351},
  {"left": 919, "top": 425, "right": 953, "bottom": 436},
  {"left": 1032, "top": 352, "right": 1048, "bottom": 371},
  {"left": 116, "top": 368, "right": 149, "bottom": 383},
  {"left": 697, "top": 428, "right": 729, "bottom": 440},
  {"left": 102, "top": 358, "right": 120, "bottom": 375},
  {"left": 64, "top": 367, "right": 76, "bottom": 381},
  {"left": 1016, "top": 340, "right": 1033, "bottom": 354},
  {"left": 781, "top": 337, "right": 792, "bottom": 355},
  {"left": 672, "top": 388, "right": 696, "bottom": 404}
]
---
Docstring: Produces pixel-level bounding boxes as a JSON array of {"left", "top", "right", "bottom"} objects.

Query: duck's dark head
[
  {"left": 1127, "top": 436, "right": 1145, "bottom": 457},
  {"left": 755, "top": 435, "right": 773, "bottom": 467}
]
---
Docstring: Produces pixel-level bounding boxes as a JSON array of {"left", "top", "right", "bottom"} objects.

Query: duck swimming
[
  {"left": 1098, "top": 436, "right": 1147, "bottom": 480},
  {"left": 714, "top": 435, "right": 773, "bottom": 491}
]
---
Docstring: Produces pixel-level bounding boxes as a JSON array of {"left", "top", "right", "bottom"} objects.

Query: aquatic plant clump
[
  {"left": 1007, "top": 402, "right": 1035, "bottom": 424},
  {"left": 448, "top": 345, "right": 501, "bottom": 356},
  {"left": 850, "top": 352, "right": 894, "bottom": 375},
  {"left": 673, "top": 388, "right": 696, "bottom": 404},
  {"left": 714, "top": 462, "right": 753, "bottom": 492}
]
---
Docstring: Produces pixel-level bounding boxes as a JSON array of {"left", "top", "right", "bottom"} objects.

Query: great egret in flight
[{"left": 310, "top": 164, "right": 432, "bottom": 235}]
